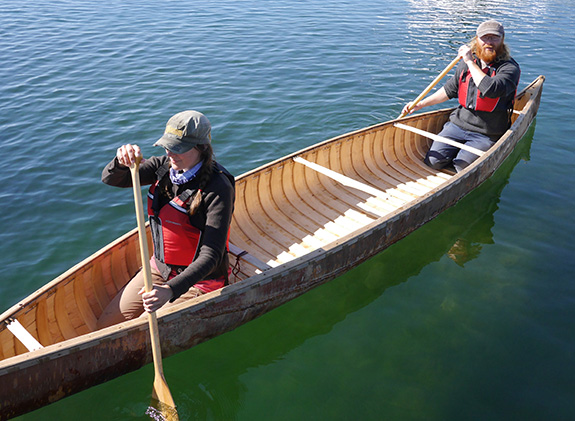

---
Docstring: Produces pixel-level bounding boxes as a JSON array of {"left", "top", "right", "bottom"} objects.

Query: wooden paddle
[
  {"left": 130, "top": 157, "right": 179, "bottom": 421},
  {"left": 398, "top": 55, "right": 461, "bottom": 118}
]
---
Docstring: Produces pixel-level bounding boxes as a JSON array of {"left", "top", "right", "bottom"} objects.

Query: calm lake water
[{"left": 1, "top": 0, "right": 574, "bottom": 419}]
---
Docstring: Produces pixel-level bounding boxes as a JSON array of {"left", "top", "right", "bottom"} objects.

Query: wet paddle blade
[
  {"left": 146, "top": 399, "right": 179, "bottom": 421},
  {"left": 148, "top": 391, "right": 179, "bottom": 421},
  {"left": 152, "top": 376, "right": 178, "bottom": 416}
]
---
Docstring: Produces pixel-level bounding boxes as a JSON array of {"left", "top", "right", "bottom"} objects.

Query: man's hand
[{"left": 458, "top": 45, "right": 474, "bottom": 65}]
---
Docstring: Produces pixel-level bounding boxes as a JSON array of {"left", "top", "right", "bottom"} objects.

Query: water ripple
[{"left": 1, "top": 1, "right": 575, "bottom": 418}]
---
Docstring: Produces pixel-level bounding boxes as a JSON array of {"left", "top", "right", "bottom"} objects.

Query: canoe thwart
[
  {"left": 229, "top": 243, "right": 272, "bottom": 273},
  {"left": 394, "top": 123, "right": 485, "bottom": 157},
  {"left": 5, "top": 318, "right": 44, "bottom": 352},
  {"left": 293, "top": 156, "right": 390, "bottom": 199}
]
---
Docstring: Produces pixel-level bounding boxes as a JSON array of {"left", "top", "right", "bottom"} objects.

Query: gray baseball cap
[
  {"left": 476, "top": 20, "right": 505, "bottom": 38},
  {"left": 154, "top": 110, "right": 211, "bottom": 154}
]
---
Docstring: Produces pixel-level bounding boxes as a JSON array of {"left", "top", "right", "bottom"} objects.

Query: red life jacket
[
  {"left": 458, "top": 66, "right": 500, "bottom": 112},
  {"left": 147, "top": 182, "right": 201, "bottom": 268},
  {"left": 146, "top": 163, "right": 234, "bottom": 291}
]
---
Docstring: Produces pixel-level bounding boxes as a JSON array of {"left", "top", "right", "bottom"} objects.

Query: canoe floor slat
[
  {"left": 63, "top": 281, "right": 88, "bottom": 336},
  {"left": 391, "top": 127, "right": 429, "bottom": 181},
  {"left": 249, "top": 174, "right": 308, "bottom": 250},
  {"left": 294, "top": 156, "right": 356, "bottom": 223},
  {"left": 297, "top": 187, "right": 370, "bottom": 234},
  {"left": 355, "top": 132, "right": 431, "bottom": 196},
  {"left": 370, "top": 130, "right": 435, "bottom": 198},
  {"left": 268, "top": 169, "right": 368, "bottom": 250},
  {"left": 269, "top": 164, "right": 335, "bottom": 235},
  {"left": 337, "top": 133, "right": 421, "bottom": 200}
]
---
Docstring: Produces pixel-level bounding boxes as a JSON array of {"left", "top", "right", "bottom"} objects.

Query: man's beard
[{"left": 476, "top": 42, "right": 501, "bottom": 63}]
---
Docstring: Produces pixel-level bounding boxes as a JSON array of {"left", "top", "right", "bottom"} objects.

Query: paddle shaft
[
  {"left": 129, "top": 158, "right": 178, "bottom": 417},
  {"left": 398, "top": 55, "right": 461, "bottom": 118}
]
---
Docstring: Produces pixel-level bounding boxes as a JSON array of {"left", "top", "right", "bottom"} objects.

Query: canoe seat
[{"left": 5, "top": 318, "right": 44, "bottom": 352}]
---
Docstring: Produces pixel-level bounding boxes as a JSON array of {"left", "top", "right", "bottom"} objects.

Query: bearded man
[{"left": 402, "top": 20, "right": 521, "bottom": 172}]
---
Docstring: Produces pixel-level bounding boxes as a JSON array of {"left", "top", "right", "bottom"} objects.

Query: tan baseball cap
[
  {"left": 154, "top": 110, "right": 211, "bottom": 154},
  {"left": 476, "top": 20, "right": 505, "bottom": 38}
]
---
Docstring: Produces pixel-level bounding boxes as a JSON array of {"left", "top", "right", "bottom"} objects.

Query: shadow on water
[{"left": 18, "top": 125, "right": 535, "bottom": 420}]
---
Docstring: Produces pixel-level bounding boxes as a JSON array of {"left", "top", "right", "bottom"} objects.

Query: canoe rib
[{"left": 0, "top": 76, "right": 544, "bottom": 420}]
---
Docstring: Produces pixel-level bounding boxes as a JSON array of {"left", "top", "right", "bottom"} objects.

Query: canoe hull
[{"left": 0, "top": 76, "right": 544, "bottom": 420}]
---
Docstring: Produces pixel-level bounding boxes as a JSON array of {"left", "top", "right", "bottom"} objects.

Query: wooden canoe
[{"left": 0, "top": 75, "right": 544, "bottom": 419}]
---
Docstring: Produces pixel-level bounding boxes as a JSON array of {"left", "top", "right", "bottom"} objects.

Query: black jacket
[{"left": 102, "top": 155, "right": 235, "bottom": 300}]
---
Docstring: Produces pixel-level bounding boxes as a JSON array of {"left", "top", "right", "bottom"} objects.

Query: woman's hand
[
  {"left": 139, "top": 284, "right": 174, "bottom": 313},
  {"left": 116, "top": 144, "right": 144, "bottom": 167}
]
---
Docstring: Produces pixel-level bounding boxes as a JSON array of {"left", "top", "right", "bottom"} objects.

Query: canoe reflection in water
[{"left": 446, "top": 125, "right": 533, "bottom": 267}]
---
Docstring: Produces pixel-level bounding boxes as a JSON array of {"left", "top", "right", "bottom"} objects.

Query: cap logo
[{"left": 165, "top": 125, "right": 183, "bottom": 138}]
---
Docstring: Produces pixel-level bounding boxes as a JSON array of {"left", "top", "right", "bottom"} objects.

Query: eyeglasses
[{"left": 479, "top": 34, "right": 501, "bottom": 43}]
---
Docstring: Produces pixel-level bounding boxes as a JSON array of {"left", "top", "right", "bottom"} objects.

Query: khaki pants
[{"left": 97, "top": 267, "right": 204, "bottom": 329}]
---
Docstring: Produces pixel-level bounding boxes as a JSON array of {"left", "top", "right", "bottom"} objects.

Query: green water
[{"left": 1, "top": 0, "right": 574, "bottom": 419}]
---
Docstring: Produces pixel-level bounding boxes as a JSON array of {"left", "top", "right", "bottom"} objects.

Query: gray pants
[{"left": 424, "top": 122, "right": 495, "bottom": 172}]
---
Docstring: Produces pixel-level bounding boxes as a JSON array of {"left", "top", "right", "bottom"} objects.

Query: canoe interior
[
  {"left": 0, "top": 76, "right": 543, "bottom": 365},
  {"left": 228, "top": 83, "right": 535, "bottom": 276},
  {"left": 229, "top": 110, "right": 451, "bottom": 277}
]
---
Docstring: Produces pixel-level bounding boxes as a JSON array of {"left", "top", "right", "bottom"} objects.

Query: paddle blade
[
  {"left": 146, "top": 401, "right": 179, "bottom": 421},
  {"left": 147, "top": 378, "right": 179, "bottom": 421}
]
